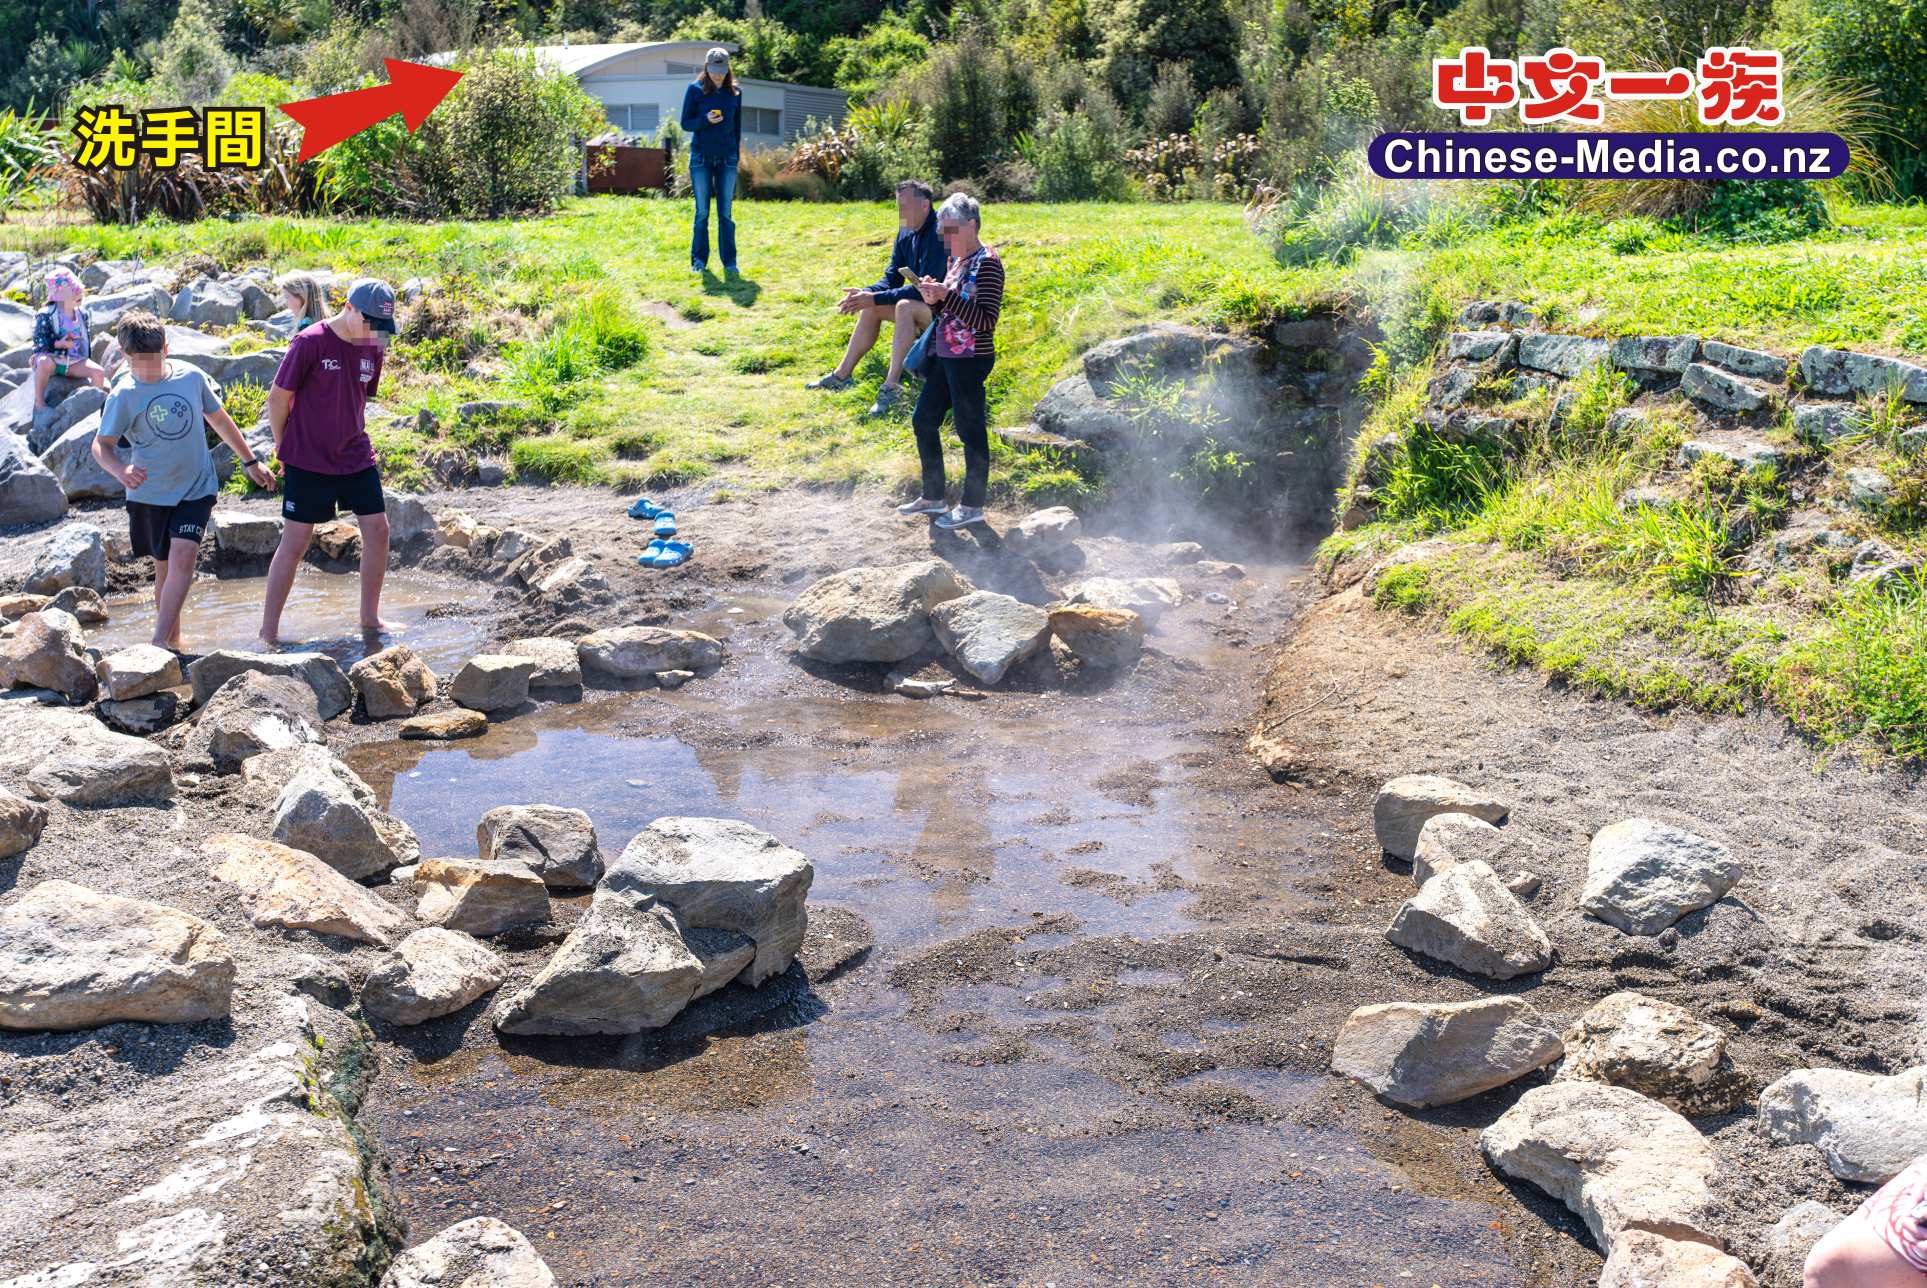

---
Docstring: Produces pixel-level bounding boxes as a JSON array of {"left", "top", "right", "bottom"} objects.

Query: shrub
[
  {"left": 151, "top": 0, "right": 234, "bottom": 104},
  {"left": 1025, "top": 91, "right": 1134, "bottom": 202},
  {"left": 1144, "top": 61, "right": 1198, "bottom": 137},
  {"left": 915, "top": 22, "right": 1028, "bottom": 182},
  {"left": 1806, "top": 0, "right": 1927, "bottom": 197},
  {"left": 0, "top": 104, "right": 58, "bottom": 217}
]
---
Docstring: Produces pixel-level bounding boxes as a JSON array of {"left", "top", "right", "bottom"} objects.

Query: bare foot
[
  {"left": 254, "top": 635, "right": 280, "bottom": 652},
  {"left": 361, "top": 617, "right": 402, "bottom": 635},
  {"left": 151, "top": 636, "right": 185, "bottom": 653}
]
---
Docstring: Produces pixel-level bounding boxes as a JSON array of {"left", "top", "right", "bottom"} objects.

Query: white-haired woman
[
  {"left": 898, "top": 192, "right": 1005, "bottom": 530},
  {"left": 678, "top": 47, "right": 742, "bottom": 276}
]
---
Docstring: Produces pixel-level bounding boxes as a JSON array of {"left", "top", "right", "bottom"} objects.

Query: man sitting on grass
[
  {"left": 807, "top": 179, "right": 945, "bottom": 418},
  {"left": 91, "top": 311, "right": 272, "bottom": 650}
]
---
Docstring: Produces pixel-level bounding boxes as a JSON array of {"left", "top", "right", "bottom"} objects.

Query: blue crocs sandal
[
  {"left": 627, "top": 497, "right": 666, "bottom": 520},
  {"left": 637, "top": 539, "right": 694, "bottom": 569},
  {"left": 653, "top": 513, "right": 678, "bottom": 538}
]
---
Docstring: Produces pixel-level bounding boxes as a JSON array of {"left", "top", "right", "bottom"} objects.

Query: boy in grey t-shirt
[{"left": 93, "top": 311, "right": 273, "bottom": 650}]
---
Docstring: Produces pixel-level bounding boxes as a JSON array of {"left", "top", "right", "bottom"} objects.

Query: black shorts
[
  {"left": 281, "top": 464, "right": 385, "bottom": 525},
  {"left": 127, "top": 493, "right": 217, "bottom": 560}
]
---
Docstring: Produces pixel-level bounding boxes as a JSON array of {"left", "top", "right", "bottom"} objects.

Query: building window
[
  {"left": 615, "top": 104, "right": 659, "bottom": 134},
  {"left": 744, "top": 107, "right": 781, "bottom": 136},
  {"left": 666, "top": 62, "right": 695, "bottom": 75}
]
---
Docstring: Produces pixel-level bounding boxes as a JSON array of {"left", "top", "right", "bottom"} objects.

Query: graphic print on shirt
[{"left": 127, "top": 392, "right": 197, "bottom": 446}]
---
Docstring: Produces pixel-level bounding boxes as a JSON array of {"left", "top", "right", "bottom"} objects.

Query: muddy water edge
[{"left": 316, "top": 494, "right": 1578, "bottom": 1288}]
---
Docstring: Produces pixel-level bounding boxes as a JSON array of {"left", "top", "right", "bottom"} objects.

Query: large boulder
[
  {"left": 362, "top": 928, "right": 506, "bottom": 1026},
  {"left": 95, "top": 642, "right": 182, "bottom": 702},
  {"left": 380, "top": 1216, "right": 556, "bottom": 1288},
  {"left": 1481, "top": 1082, "right": 1723, "bottom": 1256},
  {"left": 239, "top": 743, "right": 379, "bottom": 807},
  {"left": 1599, "top": 1231, "right": 1759, "bottom": 1288},
  {"left": 205, "top": 832, "right": 409, "bottom": 946},
  {"left": 502, "top": 637, "right": 583, "bottom": 689},
  {"left": 1373, "top": 775, "right": 1510, "bottom": 860},
  {"left": 0, "top": 430, "right": 67, "bottom": 524},
  {"left": 603, "top": 817, "right": 812, "bottom": 986},
  {"left": 476, "top": 804, "right": 604, "bottom": 889},
  {"left": 0, "top": 785, "right": 46, "bottom": 858},
  {"left": 272, "top": 767, "right": 420, "bottom": 880},
  {"left": 188, "top": 649, "right": 353, "bottom": 720},
  {"left": 212, "top": 512, "right": 284, "bottom": 559},
  {"left": 0, "top": 880, "right": 233, "bottom": 1030},
  {"left": 42, "top": 415, "right": 124, "bottom": 503},
  {"left": 929, "top": 591, "right": 1051, "bottom": 685},
  {"left": 1061, "top": 576, "right": 1183, "bottom": 628},
  {"left": 1554, "top": 991, "right": 1750, "bottom": 1116},
  {"left": 349, "top": 644, "right": 437, "bottom": 719},
  {"left": 0, "top": 609, "right": 98, "bottom": 701},
  {"left": 1331, "top": 996, "right": 1563, "bottom": 1108},
  {"left": 450, "top": 655, "right": 536, "bottom": 713},
  {"left": 1758, "top": 1066, "right": 1927, "bottom": 1184},
  {"left": 191, "top": 671, "right": 323, "bottom": 770},
  {"left": 1386, "top": 860, "right": 1552, "bottom": 979},
  {"left": 1582, "top": 818, "right": 1740, "bottom": 936},
  {"left": 783, "top": 560, "right": 972, "bottom": 664},
  {"left": 415, "top": 857, "right": 551, "bottom": 936},
  {"left": 25, "top": 386, "right": 106, "bottom": 455},
  {"left": 492, "top": 894, "right": 704, "bottom": 1036},
  {"left": 1047, "top": 604, "right": 1144, "bottom": 671},
  {"left": 0, "top": 702, "right": 172, "bottom": 805},
  {"left": 24, "top": 524, "right": 106, "bottom": 595},
  {"left": 576, "top": 627, "right": 723, "bottom": 680}
]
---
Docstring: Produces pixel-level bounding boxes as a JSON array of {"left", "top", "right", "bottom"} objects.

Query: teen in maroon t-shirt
[{"left": 258, "top": 278, "right": 398, "bottom": 648}]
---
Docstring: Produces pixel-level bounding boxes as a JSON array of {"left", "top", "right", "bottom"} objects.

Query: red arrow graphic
[{"left": 280, "top": 59, "right": 463, "bottom": 164}]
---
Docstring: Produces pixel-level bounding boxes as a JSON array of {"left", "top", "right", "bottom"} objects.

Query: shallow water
[
  {"left": 355, "top": 576, "right": 1533, "bottom": 1285},
  {"left": 91, "top": 570, "right": 490, "bottom": 672}
]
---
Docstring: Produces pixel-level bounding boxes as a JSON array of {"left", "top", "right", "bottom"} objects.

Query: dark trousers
[{"left": 912, "top": 353, "right": 995, "bottom": 508}]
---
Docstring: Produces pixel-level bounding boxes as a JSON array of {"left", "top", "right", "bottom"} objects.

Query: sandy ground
[{"left": 3, "top": 477, "right": 1922, "bottom": 1285}]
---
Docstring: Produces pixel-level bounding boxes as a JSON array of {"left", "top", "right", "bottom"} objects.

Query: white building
[{"left": 522, "top": 40, "right": 850, "bottom": 147}]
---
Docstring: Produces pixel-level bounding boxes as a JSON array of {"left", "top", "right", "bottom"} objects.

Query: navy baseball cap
[{"left": 346, "top": 278, "right": 397, "bottom": 333}]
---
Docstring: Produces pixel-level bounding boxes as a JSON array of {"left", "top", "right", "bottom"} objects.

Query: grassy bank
[{"left": 1, "top": 198, "right": 1333, "bottom": 499}]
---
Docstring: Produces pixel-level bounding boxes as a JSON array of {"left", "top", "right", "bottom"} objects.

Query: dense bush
[{"left": 1803, "top": 0, "right": 1927, "bottom": 198}]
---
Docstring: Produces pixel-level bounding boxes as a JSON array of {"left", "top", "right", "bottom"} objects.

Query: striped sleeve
[{"left": 947, "top": 256, "right": 1004, "bottom": 336}]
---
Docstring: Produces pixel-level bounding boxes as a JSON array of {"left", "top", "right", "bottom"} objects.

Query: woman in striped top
[{"left": 899, "top": 192, "right": 1005, "bottom": 531}]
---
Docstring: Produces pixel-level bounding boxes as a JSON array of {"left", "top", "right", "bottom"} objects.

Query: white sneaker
[
  {"left": 935, "top": 505, "right": 986, "bottom": 530},
  {"left": 896, "top": 496, "right": 948, "bottom": 517}
]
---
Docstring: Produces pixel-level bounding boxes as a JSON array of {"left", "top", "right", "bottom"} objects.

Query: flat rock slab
[
  {"left": 1386, "top": 859, "right": 1551, "bottom": 979},
  {"left": 381, "top": 1216, "right": 557, "bottom": 1288},
  {"left": 1759, "top": 1065, "right": 1927, "bottom": 1184},
  {"left": 576, "top": 626, "right": 723, "bottom": 680},
  {"left": 0, "top": 879, "right": 234, "bottom": 1030},
  {"left": 604, "top": 816, "right": 813, "bottom": 986},
  {"left": 1582, "top": 818, "right": 1740, "bottom": 935},
  {"left": 1331, "top": 996, "right": 1563, "bottom": 1107},
  {"left": 188, "top": 649, "right": 352, "bottom": 720},
  {"left": 0, "top": 701, "right": 174, "bottom": 805},
  {"left": 782, "top": 560, "right": 972, "bottom": 664},
  {"left": 416, "top": 857, "right": 551, "bottom": 936},
  {"left": 362, "top": 928, "right": 506, "bottom": 1026},
  {"left": 401, "top": 708, "right": 488, "bottom": 740},
  {"left": 1555, "top": 990, "right": 1750, "bottom": 1116},
  {"left": 477, "top": 804, "right": 604, "bottom": 889},
  {"left": 96, "top": 642, "right": 183, "bottom": 701},
  {"left": 1372, "top": 774, "right": 1509, "bottom": 860},
  {"left": 206, "top": 832, "right": 410, "bottom": 946},
  {"left": 929, "top": 590, "right": 1051, "bottom": 685},
  {"left": 1482, "top": 1082, "right": 1722, "bottom": 1256}
]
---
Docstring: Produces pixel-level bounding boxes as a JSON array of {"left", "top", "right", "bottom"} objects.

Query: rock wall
[{"left": 1011, "top": 316, "right": 1377, "bottom": 545}]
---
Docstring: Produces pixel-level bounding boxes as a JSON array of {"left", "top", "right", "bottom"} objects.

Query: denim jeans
[
  {"left": 912, "top": 353, "right": 996, "bottom": 508},
  {"left": 689, "top": 155, "right": 737, "bottom": 270}
]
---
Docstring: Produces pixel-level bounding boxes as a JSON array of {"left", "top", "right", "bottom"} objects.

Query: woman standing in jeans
[
  {"left": 679, "top": 47, "right": 741, "bottom": 276},
  {"left": 900, "top": 193, "right": 1005, "bottom": 531}
]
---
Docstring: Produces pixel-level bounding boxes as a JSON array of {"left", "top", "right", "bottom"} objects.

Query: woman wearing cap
[
  {"left": 899, "top": 193, "right": 1005, "bottom": 530},
  {"left": 258, "top": 278, "right": 399, "bottom": 647},
  {"left": 679, "top": 48, "right": 742, "bottom": 277}
]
